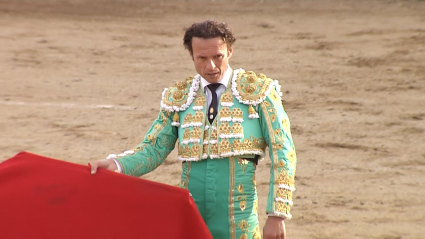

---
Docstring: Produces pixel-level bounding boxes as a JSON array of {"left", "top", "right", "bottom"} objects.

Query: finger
[{"left": 90, "top": 162, "right": 98, "bottom": 175}]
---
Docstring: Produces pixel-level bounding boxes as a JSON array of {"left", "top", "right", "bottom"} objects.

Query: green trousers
[{"left": 180, "top": 157, "right": 261, "bottom": 239}]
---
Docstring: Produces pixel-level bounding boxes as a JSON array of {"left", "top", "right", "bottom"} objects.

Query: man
[{"left": 91, "top": 20, "right": 296, "bottom": 239}]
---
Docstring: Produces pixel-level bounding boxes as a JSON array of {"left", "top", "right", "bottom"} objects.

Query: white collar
[{"left": 201, "top": 65, "right": 232, "bottom": 89}]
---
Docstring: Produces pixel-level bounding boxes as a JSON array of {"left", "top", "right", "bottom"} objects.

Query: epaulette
[
  {"left": 232, "top": 69, "right": 280, "bottom": 106},
  {"left": 231, "top": 69, "right": 282, "bottom": 118},
  {"left": 160, "top": 75, "right": 201, "bottom": 112}
]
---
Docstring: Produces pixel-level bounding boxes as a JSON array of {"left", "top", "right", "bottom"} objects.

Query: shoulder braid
[{"left": 160, "top": 75, "right": 201, "bottom": 112}]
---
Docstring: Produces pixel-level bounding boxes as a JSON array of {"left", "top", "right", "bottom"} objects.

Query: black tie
[{"left": 207, "top": 83, "right": 222, "bottom": 124}]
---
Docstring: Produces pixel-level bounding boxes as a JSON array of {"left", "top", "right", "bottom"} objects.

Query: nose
[{"left": 206, "top": 59, "right": 216, "bottom": 70}]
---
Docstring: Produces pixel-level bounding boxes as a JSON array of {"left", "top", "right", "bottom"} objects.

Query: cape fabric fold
[{"left": 0, "top": 152, "right": 212, "bottom": 239}]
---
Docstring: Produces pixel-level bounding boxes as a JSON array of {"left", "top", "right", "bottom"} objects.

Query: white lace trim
[
  {"left": 219, "top": 133, "right": 244, "bottom": 139},
  {"left": 107, "top": 149, "right": 134, "bottom": 160},
  {"left": 181, "top": 122, "right": 202, "bottom": 128},
  {"left": 275, "top": 197, "right": 294, "bottom": 206},
  {"left": 171, "top": 122, "right": 180, "bottom": 127},
  {"left": 203, "top": 140, "right": 217, "bottom": 145},
  {"left": 249, "top": 113, "right": 259, "bottom": 119},
  {"left": 220, "top": 117, "right": 232, "bottom": 122},
  {"left": 221, "top": 102, "right": 234, "bottom": 107},
  {"left": 274, "top": 80, "right": 283, "bottom": 96},
  {"left": 272, "top": 211, "right": 292, "bottom": 220},
  {"left": 193, "top": 106, "right": 203, "bottom": 110},
  {"left": 177, "top": 156, "right": 199, "bottom": 161},
  {"left": 277, "top": 184, "right": 296, "bottom": 192},
  {"left": 160, "top": 75, "right": 200, "bottom": 112},
  {"left": 232, "top": 118, "right": 244, "bottom": 123}
]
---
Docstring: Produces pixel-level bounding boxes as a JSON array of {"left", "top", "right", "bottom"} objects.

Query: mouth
[{"left": 206, "top": 72, "right": 220, "bottom": 77}]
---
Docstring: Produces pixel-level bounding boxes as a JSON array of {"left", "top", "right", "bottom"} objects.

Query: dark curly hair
[{"left": 183, "top": 20, "right": 236, "bottom": 54}]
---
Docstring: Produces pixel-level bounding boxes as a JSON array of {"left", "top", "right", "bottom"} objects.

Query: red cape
[{"left": 0, "top": 152, "right": 212, "bottom": 239}]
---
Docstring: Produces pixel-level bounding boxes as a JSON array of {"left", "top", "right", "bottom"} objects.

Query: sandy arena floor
[{"left": 0, "top": 0, "right": 424, "bottom": 238}]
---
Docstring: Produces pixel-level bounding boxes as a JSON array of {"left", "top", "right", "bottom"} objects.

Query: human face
[{"left": 190, "top": 37, "right": 233, "bottom": 84}]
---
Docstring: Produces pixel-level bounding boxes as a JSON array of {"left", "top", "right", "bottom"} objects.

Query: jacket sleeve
[
  {"left": 115, "top": 108, "right": 178, "bottom": 177},
  {"left": 258, "top": 84, "right": 297, "bottom": 219}
]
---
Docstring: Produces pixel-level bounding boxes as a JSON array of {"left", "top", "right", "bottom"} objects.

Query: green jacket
[{"left": 115, "top": 68, "right": 297, "bottom": 219}]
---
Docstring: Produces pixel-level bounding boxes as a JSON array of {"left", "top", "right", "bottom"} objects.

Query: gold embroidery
[
  {"left": 221, "top": 92, "right": 233, "bottom": 104},
  {"left": 287, "top": 149, "right": 297, "bottom": 166},
  {"left": 210, "top": 144, "right": 218, "bottom": 156},
  {"left": 172, "top": 90, "right": 184, "bottom": 100},
  {"left": 193, "top": 111, "right": 204, "bottom": 123},
  {"left": 211, "top": 128, "right": 218, "bottom": 139},
  {"left": 183, "top": 113, "right": 192, "bottom": 125},
  {"left": 278, "top": 160, "right": 285, "bottom": 167},
  {"left": 175, "top": 80, "right": 188, "bottom": 90},
  {"left": 245, "top": 71, "right": 258, "bottom": 83},
  {"left": 271, "top": 114, "right": 276, "bottom": 122},
  {"left": 245, "top": 83, "right": 257, "bottom": 93},
  {"left": 240, "top": 201, "right": 246, "bottom": 211},
  {"left": 219, "top": 122, "right": 231, "bottom": 135},
  {"left": 260, "top": 103, "right": 279, "bottom": 212},
  {"left": 238, "top": 220, "right": 248, "bottom": 230},
  {"left": 252, "top": 174, "right": 256, "bottom": 187},
  {"left": 194, "top": 95, "right": 206, "bottom": 107},
  {"left": 219, "top": 139, "right": 231, "bottom": 154},
  {"left": 231, "top": 108, "right": 243, "bottom": 120},
  {"left": 252, "top": 225, "right": 261, "bottom": 239},
  {"left": 180, "top": 161, "right": 191, "bottom": 189},
  {"left": 253, "top": 199, "right": 258, "bottom": 215},
  {"left": 203, "top": 144, "right": 209, "bottom": 155},
  {"left": 277, "top": 169, "right": 295, "bottom": 188},
  {"left": 276, "top": 201, "right": 291, "bottom": 214},
  {"left": 183, "top": 129, "right": 190, "bottom": 141},
  {"left": 237, "top": 157, "right": 249, "bottom": 173},
  {"left": 229, "top": 158, "right": 236, "bottom": 239},
  {"left": 231, "top": 123, "right": 243, "bottom": 135},
  {"left": 219, "top": 107, "right": 231, "bottom": 118},
  {"left": 236, "top": 70, "right": 273, "bottom": 102},
  {"left": 191, "top": 127, "right": 202, "bottom": 139},
  {"left": 191, "top": 143, "right": 201, "bottom": 157},
  {"left": 277, "top": 188, "right": 292, "bottom": 199},
  {"left": 237, "top": 183, "right": 244, "bottom": 193},
  {"left": 239, "top": 234, "right": 248, "bottom": 239}
]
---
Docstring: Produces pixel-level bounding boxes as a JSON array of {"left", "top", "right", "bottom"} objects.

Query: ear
[{"left": 227, "top": 46, "right": 233, "bottom": 58}]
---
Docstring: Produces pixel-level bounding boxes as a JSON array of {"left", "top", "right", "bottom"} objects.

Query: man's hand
[
  {"left": 90, "top": 159, "right": 118, "bottom": 174},
  {"left": 263, "top": 216, "right": 286, "bottom": 239}
]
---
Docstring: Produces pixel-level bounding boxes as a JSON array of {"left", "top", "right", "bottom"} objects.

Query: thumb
[{"left": 89, "top": 162, "right": 98, "bottom": 175}]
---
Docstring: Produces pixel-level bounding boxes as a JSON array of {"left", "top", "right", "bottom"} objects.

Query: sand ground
[{"left": 1, "top": 0, "right": 424, "bottom": 238}]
